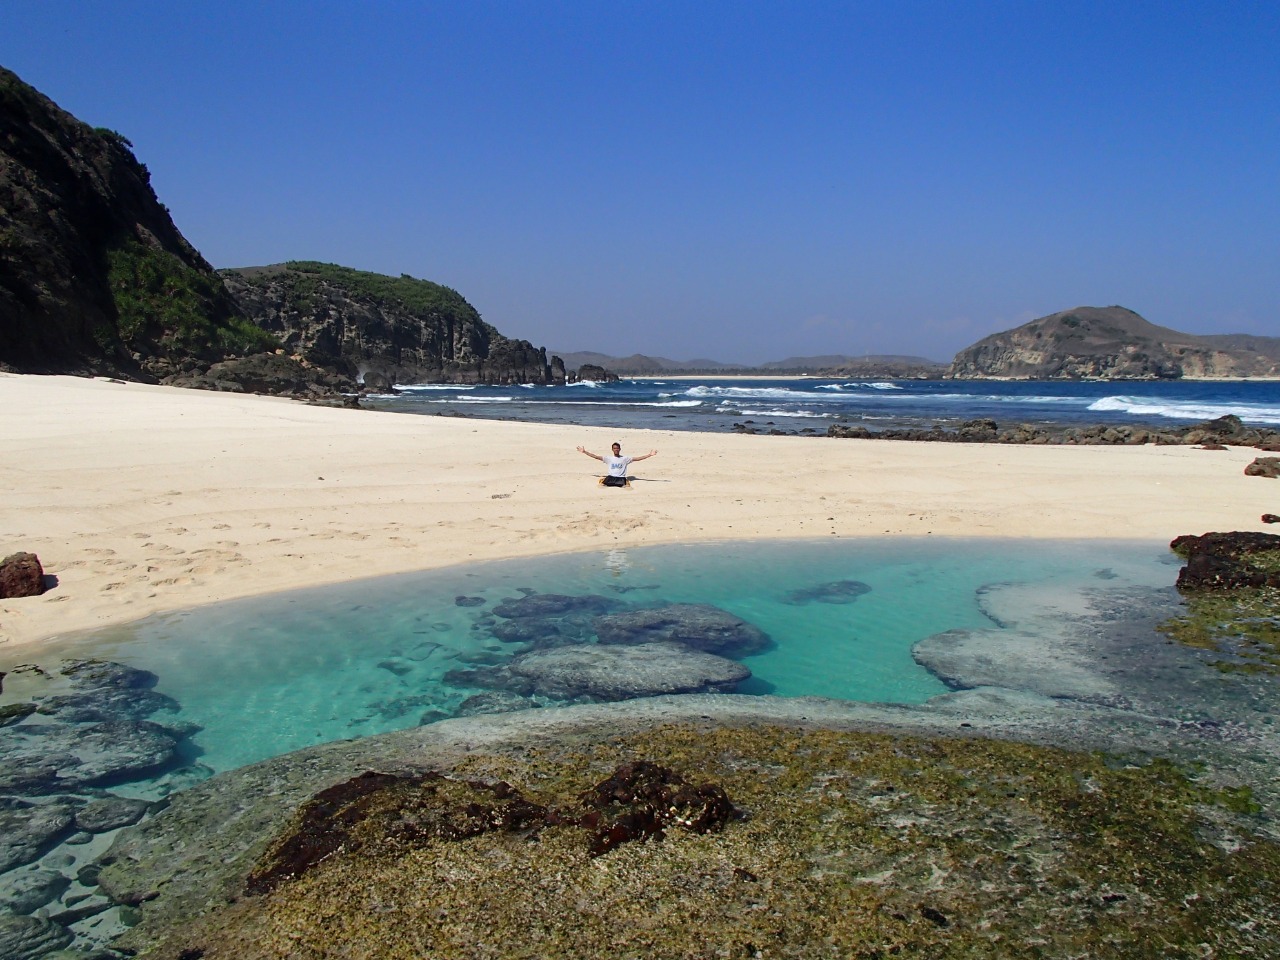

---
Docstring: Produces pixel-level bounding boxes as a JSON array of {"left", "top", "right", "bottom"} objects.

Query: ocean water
[
  {"left": 366, "top": 377, "right": 1280, "bottom": 435},
  {"left": 4, "top": 538, "right": 1180, "bottom": 779}
]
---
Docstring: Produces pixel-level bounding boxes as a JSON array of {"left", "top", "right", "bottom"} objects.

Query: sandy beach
[{"left": 1, "top": 372, "right": 1273, "bottom": 650}]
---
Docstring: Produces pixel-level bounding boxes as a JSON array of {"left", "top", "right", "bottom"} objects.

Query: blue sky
[{"left": 5, "top": 1, "right": 1277, "bottom": 363}]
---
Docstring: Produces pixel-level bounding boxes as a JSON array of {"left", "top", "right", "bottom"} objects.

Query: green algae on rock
[{"left": 136, "top": 724, "right": 1280, "bottom": 960}]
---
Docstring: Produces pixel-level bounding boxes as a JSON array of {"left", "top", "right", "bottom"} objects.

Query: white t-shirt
[{"left": 603, "top": 454, "right": 633, "bottom": 477}]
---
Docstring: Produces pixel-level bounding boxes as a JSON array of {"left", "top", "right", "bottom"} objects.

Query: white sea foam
[
  {"left": 395, "top": 383, "right": 476, "bottom": 391},
  {"left": 1089, "top": 396, "right": 1280, "bottom": 425},
  {"left": 716, "top": 406, "right": 830, "bottom": 418},
  {"left": 817, "top": 381, "right": 903, "bottom": 391},
  {"left": 567, "top": 380, "right": 602, "bottom": 388}
]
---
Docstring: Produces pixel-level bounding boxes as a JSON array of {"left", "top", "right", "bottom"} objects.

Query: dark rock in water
[
  {"left": 486, "top": 592, "right": 623, "bottom": 650},
  {"left": 481, "top": 642, "right": 751, "bottom": 701},
  {"left": 490, "top": 618, "right": 568, "bottom": 645},
  {"left": 1263, "top": 514, "right": 1280, "bottom": 524},
  {"left": 0, "top": 720, "right": 183, "bottom": 794},
  {"left": 0, "top": 798, "right": 79, "bottom": 872},
  {"left": 492, "top": 593, "right": 621, "bottom": 619},
  {"left": 0, "top": 552, "right": 45, "bottom": 598},
  {"left": 0, "top": 702, "right": 36, "bottom": 726},
  {"left": 75, "top": 795, "right": 152, "bottom": 833},
  {"left": 593, "top": 603, "right": 771, "bottom": 657},
  {"left": 376, "top": 658, "right": 414, "bottom": 677},
  {"left": 456, "top": 692, "right": 542, "bottom": 717},
  {"left": 1170, "top": 531, "right": 1280, "bottom": 592},
  {"left": 0, "top": 867, "right": 72, "bottom": 914},
  {"left": 0, "top": 911, "right": 74, "bottom": 960},
  {"left": 782, "top": 579, "right": 872, "bottom": 605},
  {"left": 454, "top": 595, "right": 486, "bottom": 607},
  {"left": 1245, "top": 456, "right": 1280, "bottom": 479},
  {"left": 60, "top": 658, "right": 159, "bottom": 691},
  {"left": 36, "top": 686, "right": 179, "bottom": 724}
]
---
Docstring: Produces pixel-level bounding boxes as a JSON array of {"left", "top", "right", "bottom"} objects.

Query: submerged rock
[
  {"left": 0, "top": 720, "right": 183, "bottom": 795},
  {"left": 492, "top": 593, "right": 621, "bottom": 620},
  {"left": 0, "top": 868, "right": 72, "bottom": 915},
  {"left": 0, "top": 799, "right": 79, "bottom": 873},
  {"left": 75, "top": 796, "right": 152, "bottom": 833},
  {"left": 455, "top": 691, "right": 542, "bottom": 716},
  {"left": 592, "top": 603, "right": 770, "bottom": 657},
  {"left": 463, "top": 641, "right": 751, "bottom": 701},
  {"left": 0, "top": 911, "right": 73, "bottom": 960},
  {"left": 782, "top": 579, "right": 872, "bottom": 605}
]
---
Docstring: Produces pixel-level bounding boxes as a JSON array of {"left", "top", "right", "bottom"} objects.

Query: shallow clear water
[{"left": 3, "top": 538, "right": 1180, "bottom": 777}]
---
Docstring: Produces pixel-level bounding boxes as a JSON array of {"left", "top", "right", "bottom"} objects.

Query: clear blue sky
[{"left": 5, "top": 1, "right": 1277, "bottom": 363}]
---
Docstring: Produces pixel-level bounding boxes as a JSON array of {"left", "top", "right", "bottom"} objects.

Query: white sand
[{"left": 1, "top": 373, "right": 1272, "bottom": 649}]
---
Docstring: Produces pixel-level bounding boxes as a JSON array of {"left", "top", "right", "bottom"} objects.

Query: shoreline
[{"left": 2, "top": 372, "right": 1274, "bottom": 650}]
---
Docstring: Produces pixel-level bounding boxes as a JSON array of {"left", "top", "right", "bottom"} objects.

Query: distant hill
[
  {"left": 554, "top": 351, "right": 947, "bottom": 377},
  {"left": 552, "top": 352, "right": 745, "bottom": 375},
  {"left": 948, "top": 306, "right": 1280, "bottom": 379}
]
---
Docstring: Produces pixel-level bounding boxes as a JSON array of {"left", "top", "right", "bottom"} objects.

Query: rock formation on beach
[
  {"left": 948, "top": 305, "right": 1280, "bottom": 380},
  {"left": 220, "top": 262, "right": 565, "bottom": 387}
]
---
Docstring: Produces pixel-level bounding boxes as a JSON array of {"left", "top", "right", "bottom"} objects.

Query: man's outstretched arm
[
  {"left": 576, "top": 445, "right": 603, "bottom": 461},
  {"left": 630, "top": 450, "right": 658, "bottom": 462}
]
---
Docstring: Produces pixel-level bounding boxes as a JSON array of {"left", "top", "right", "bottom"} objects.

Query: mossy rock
[{"left": 134, "top": 724, "right": 1280, "bottom": 959}]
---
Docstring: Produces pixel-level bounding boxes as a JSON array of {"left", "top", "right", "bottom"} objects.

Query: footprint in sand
[
  {"left": 85, "top": 547, "right": 117, "bottom": 556},
  {"left": 213, "top": 524, "right": 231, "bottom": 530}
]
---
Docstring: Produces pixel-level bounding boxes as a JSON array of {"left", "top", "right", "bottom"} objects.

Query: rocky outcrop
[
  {"left": 1170, "top": 531, "right": 1280, "bottom": 592},
  {"left": 0, "top": 552, "right": 44, "bottom": 598},
  {"left": 1245, "top": 457, "right": 1280, "bottom": 479},
  {"left": 948, "top": 306, "right": 1280, "bottom": 380},
  {"left": 0, "top": 66, "right": 271, "bottom": 378},
  {"left": 221, "top": 262, "right": 563, "bottom": 386},
  {"left": 828, "top": 413, "right": 1280, "bottom": 448}
]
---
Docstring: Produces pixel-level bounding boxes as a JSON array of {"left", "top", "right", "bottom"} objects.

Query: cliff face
[
  {"left": 0, "top": 66, "right": 270, "bottom": 376},
  {"left": 948, "top": 306, "right": 1280, "bottom": 380},
  {"left": 221, "top": 262, "right": 563, "bottom": 386}
]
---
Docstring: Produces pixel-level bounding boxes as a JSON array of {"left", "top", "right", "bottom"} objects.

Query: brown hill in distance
[{"left": 948, "top": 306, "right": 1280, "bottom": 380}]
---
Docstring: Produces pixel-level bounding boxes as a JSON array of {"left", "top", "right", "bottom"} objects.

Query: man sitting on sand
[{"left": 576, "top": 442, "right": 658, "bottom": 487}]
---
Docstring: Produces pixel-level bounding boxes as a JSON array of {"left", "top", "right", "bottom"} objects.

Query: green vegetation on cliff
[
  {"left": 228, "top": 260, "right": 490, "bottom": 334},
  {"left": 107, "top": 241, "right": 276, "bottom": 355}
]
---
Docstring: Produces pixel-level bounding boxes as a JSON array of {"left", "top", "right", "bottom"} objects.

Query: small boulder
[
  {"left": 0, "top": 553, "right": 45, "bottom": 598},
  {"left": 1245, "top": 457, "right": 1280, "bottom": 479},
  {"left": 0, "top": 911, "right": 73, "bottom": 960}
]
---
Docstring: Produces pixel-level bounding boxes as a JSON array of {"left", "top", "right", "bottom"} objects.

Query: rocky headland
[
  {"left": 0, "top": 67, "right": 564, "bottom": 397},
  {"left": 947, "top": 305, "right": 1280, "bottom": 380}
]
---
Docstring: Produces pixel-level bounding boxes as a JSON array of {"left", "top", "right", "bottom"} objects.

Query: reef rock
[
  {"left": 592, "top": 603, "right": 770, "bottom": 657},
  {"left": 75, "top": 795, "right": 152, "bottom": 833},
  {"left": 0, "top": 552, "right": 45, "bottom": 598},
  {"left": 1170, "top": 531, "right": 1280, "bottom": 592},
  {"left": 0, "top": 719, "right": 183, "bottom": 794}
]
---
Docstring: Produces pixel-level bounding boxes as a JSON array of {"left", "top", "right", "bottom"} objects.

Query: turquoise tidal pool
[{"left": 0, "top": 538, "right": 1181, "bottom": 781}]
